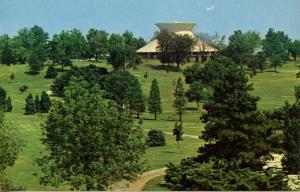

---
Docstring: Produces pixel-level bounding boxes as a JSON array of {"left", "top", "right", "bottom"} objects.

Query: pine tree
[
  {"left": 0, "top": 87, "right": 7, "bottom": 109},
  {"left": 45, "top": 64, "right": 57, "bottom": 79},
  {"left": 127, "top": 78, "right": 145, "bottom": 118},
  {"left": 148, "top": 79, "right": 162, "bottom": 120},
  {"left": 25, "top": 93, "right": 36, "bottom": 115},
  {"left": 199, "top": 56, "right": 272, "bottom": 170},
  {"left": 28, "top": 51, "right": 43, "bottom": 74},
  {"left": 34, "top": 95, "right": 40, "bottom": 113},
  {"left": 5, "top": 96, "right": 12, "bottom": 112},
  {"left": 173, "top": 121, "right": 183, "bottom": 149},
  {"left": 173, "top": 78, "right": 186, "bottom": 121},
  {"left": 40, "top": 91, "right": 51, "bottom": 113}
]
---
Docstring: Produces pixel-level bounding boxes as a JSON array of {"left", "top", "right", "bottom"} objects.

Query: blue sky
[{"left": 0, "top": 0, "right": 299, "bottom": 41}]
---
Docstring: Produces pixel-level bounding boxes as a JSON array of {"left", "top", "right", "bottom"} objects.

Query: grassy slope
[{"left": 0, "top": 60, "right": 298, "bottom": 190}]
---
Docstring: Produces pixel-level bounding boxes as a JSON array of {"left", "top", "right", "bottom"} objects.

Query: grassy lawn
[{"left": 0, "top": 59, "right": 298, "bottom": 190}]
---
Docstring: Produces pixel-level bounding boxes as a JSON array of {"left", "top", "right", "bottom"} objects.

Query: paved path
[{"left": 112, "top": 167, "right": 167, "bottom": 191}]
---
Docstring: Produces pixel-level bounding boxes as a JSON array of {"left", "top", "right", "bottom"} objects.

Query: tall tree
[
  {"left": 37, "top": 78, "right": 145, "bottom": 190},
  {"left": 288, "top": 40, "right": 300, "bottom": 61},
  {"left": 199, "top": 56, "right": 272, "bottom": 169},
  {"left": 156, "top": 30, "right": 174, "bottom": 69},
  {"left": 25, "top": 93, "right": 36, "bottom": 115},
  {"left": 173, "top": 78, "right": 186, "bottom": 121},
  {"left": 148, "top": 79, "right": 162, "bottom": 120},
  {"left": 185, "top": 81, "right": 207, "bottom": 109},
  {"left": 126, "top": 78, "right": 145, "bottom": 118},
  {"left": 173, "top": 121, "right": 183, "bottom": 149},
  {"left": 40, "top": 91, "right": 51, "bottom": 113},
  {"left": 0, "top": 111, "right": 23, "bottom": 191},
  {"left": 0, "top": 34, "right": 16, "bottom": 65},
  {"left": 171, "top": 34, "right": 195, "bottom": 71},
  {"left": 28, "top": 49, "right": 43, "bottom": 74},
  {"left": 86, "top": 29, "right": 109, "bottom": 61},
  {"left": 223, "top": 30, "right": 261, "bottom": 68},
  {"left": 196, "top": 32, "right": 220, "bottom": 62},
  {"left": 262, "top": 28, "right": 291, "bottom": 71},
  {"left": 0, "top": 87, "right": 12, "bottom": 112},
  {"left": 34, "top": 95, "right": 40, "bottom": 112}
]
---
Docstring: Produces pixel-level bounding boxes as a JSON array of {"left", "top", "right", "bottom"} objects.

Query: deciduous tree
[{"left": 173, "top": 78, "right": 186, "bottom": 121}]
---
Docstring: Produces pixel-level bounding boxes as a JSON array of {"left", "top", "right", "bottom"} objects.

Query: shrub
[
  {"left": 24, "top": 93, "right": 35, "bottom": 115},
  {"left": 9, "top": 72, "right": 15, "bottom": 80},
  {"left": 146, "top": 129, "right": 166, "bottom": 147},
  {"left": 45, "top": 64, "right": 57, "bottom": 79},
  {"left": 19, "top": 85, "right": 28, "bottom": 93}
]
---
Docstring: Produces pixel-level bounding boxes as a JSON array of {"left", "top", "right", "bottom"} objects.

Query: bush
[
  {"left": 45, "top": 64, "right": 57, "bottom": 79},
  {"left": 146, "top": 129, "right": 166, "bottom": 147},
  {"left": 9, "top": 72, "right": 15, "bottom": 80},
  {"left": 24, "top": 93, "right": 35, "bottom": 115},
  {"left": 19, "top": 85, "right": 28, "bottom": 93}
]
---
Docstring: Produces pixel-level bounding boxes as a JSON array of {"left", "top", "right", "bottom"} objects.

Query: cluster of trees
[
  {"left": 156, "top": 31, "right": 196, "bottom": 71},
  {"left": 0, "top": 87, "right": 12, "bottom": 112},
  {"left": 25, "top": 91, "right": 51, "bottom": 115},
  {"left": 165, "top": 56, "right": 300, "bottom": 190},
  {"left": 0, "top": 25, "right": 146, "bottom": 73},
  {"left": 222, "top": 28, "right": 300, "bottom": 73}
]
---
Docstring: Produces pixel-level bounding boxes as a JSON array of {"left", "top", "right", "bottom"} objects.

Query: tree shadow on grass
[{"left": 145, "top": 64, "right": 180, "bottom": 72}]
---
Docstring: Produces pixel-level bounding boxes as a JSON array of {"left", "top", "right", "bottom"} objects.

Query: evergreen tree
[
  {"left": 5, "top": 96, "right": 12, "bottom": 112},
  {"left": 146, "top": 129, "right": 166, "bottom": 147},
  {"left": 0, "top": 87, "right": 7, "bottom": 110},
  {"left": 185, "top": 81, "right": 207, "bottom": 109},
  {"left": 281, "top": 101, "right": 300, "bottom": 174},
  {"left": 199, "top": 56, "right": 272, "bottom": 169},
  {"left": 127, "top": 78, "right": 145, "bottom": 118},
  {"left": 173, "top": 122, "right": 183, "bottom": 149},
  {"left": 173, "top": 78, "right": 186, "bottom": 121},
  {"left": 40, "top": 91, "right": 51, "bottom": 113},
  {"left": 148, "top": 79, "right": 162, "bottom": 120},
  {"left": 28, "top": 50, "right": 43, "bottom": 74},
  {"left": 25, "top": 93, "right": 36, "bottom": 115},
  {"left": 34, "top": 95, "right": 40, "bottom": 113},
  {"left": 0, "top": 34, "right": 16, "bottom": 65},
  {"left": 45, "top": 64, "right": 57, "bottom": 79}
]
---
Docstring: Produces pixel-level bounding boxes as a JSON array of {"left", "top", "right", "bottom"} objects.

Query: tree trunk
[
  {"left": 275, "top": 65, "right": 277, "bottom": 72},
  {"left": 137, "top": 112, "right": 140, "bottom": 119},
  {"left": 177, "top": 140, "right": 179, "bottom": 149},
  {"left": 95, "top": 54, "right": 98, "bottom": 62},
  {"left": 162, "top": 62, "right": 165, "bottom": 69},
  {"left": 61, "top": 63, "right": 64, "bottom": 71},
  {"left": 197, "top": 102, "right": 200, "bottom": 110},
  {"left": 154, "top": 112, "right": 157, "bottom": 120},
  {"left": 179, "top": 113, "right": 182, "bottom": 121},
  {"left": 176, "top": 62, "right": 180, "bottom": 72}
]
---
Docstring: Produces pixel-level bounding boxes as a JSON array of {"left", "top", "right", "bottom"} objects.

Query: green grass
[{"left": 0, "top": 60, "right": 298, "bottom": 190}]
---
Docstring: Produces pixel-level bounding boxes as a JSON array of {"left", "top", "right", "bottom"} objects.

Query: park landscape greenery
[{"left": 0, "top": 25, "right": 300, "bottom": 190}]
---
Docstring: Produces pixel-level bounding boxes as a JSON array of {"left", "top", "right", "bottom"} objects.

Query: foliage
[
  {"left": 222, "top": 30, "right": 261, "bottom": 68},
  {"left": 247, "top": 51, "right": 267, "bottom": 74},
  {"left": 165, "top": 158, "right": 289, "bottom": 191},
  {"left": 173, "top": 78, "right": 186, "bottom": 121},
  {"left": 24, "top": 93, "right": 36, "bottom": 115},
  {"left": 173, "top": 122, "right": 183, "bottom": 149},
  {"left": 34, "top": 95, "right": 40, "bottom": 112},
  {"left": 295, "top": 85, "right": 300, "bottom": 102},
  {"left": 0, "top": 87, "right": 13, "bottom": 112},
  {"left": 28, "top": 49, "right": 43, "bottom": 74},
  {"left": 185, "top": 81, "right": 207, "bottom": 109},
  {"left": 146, "top": 129, "right": 166, "bottom": 147},
  {"left": 198, "top": 56, "right": 272, "bottom": 169},
  {"left": 0, "top": 111, "right": 24, "bottom": 191},
  {"left": 155, "top": 30, "right": 174, "bottom": 67},
  {"left": 288, "top": 40, "right": 300, "bottom": 61},
  {"left": 262, "top": 28, "right": 291, "bottom": 71},
  {"left": 45, "top": 64, "right": 58, "bottom": 79},
  {"left": 0, "top": 34, "right": 16, "bottom": 65},
  {"left": 51, "top": 65, "right": 108, "bottom": 97},
  {"left": 148, "top": 79, "right": 162, "bottom": 120},
  {"left": 183, "top": 56, "right": 234, "bottom": 85},
  {"left": 40, "top": 91, "right": 51, "bottom": 113},
  {"left": 37, "top": 78, "right": 145, "bottom": 190},
  {"left": 86, "top": 29, "right": 108, "bottom": 61},
  {"left": 126, "top": 77, "right": 146, "bottom": 118}
]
